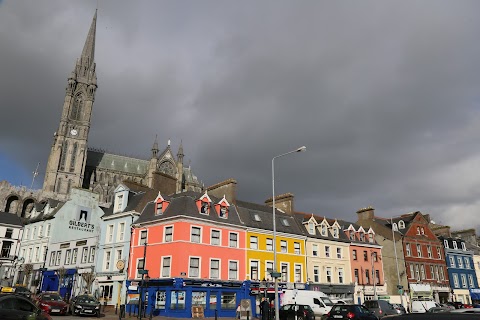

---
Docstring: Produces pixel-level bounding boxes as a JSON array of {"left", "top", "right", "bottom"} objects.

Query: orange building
[{"left": 127, "top": 190, "right": 250, "bottom": 318}]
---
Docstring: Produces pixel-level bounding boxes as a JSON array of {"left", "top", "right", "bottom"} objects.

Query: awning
[{"left": 470, "top": 289, "right": 480, "bottom": 301}]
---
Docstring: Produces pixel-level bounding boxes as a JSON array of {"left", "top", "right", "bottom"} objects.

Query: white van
[
  {"left": 411, "top": 298, "right": 437, "bottom": 313},
  {"left": 280, "top": 289, "right": 333, "bottom": 319}
]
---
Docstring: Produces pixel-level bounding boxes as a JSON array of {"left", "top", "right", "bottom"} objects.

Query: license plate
[
  {"left": 52, "top": 309, "right": 60, "bottom": 312},
  {"left": 333, "top": 316, "right": 342, "bottom": 319},
  {"left": 85, "top": 310, "right": 93, "bottom": 313}
]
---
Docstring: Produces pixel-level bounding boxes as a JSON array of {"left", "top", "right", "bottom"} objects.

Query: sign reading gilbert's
[{"left": 69, "top": 207, "right": 95, "bottom": 233}]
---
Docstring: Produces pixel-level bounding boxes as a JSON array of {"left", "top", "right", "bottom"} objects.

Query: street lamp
[
  {"left": 391, "top": 219, "right": 405, "bottom": 308},
  {"left": 272, "top": 146, "right": 306, "bottom": 320}
]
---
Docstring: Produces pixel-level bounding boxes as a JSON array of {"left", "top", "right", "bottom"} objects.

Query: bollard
[
  {"left": 215, "top": 309, "right": 218, "bottom": 320},
  {"left": 247, "top": 310, "right": 250, "bottom": 320},
  {"left": 115, "top": 304, "right": 118, "bottom": 315}
]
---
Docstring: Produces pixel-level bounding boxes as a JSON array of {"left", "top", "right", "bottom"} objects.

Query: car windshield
[
  {"left": 43, "top": 294, "right": 62, "bottom": 301},
  {"left": 322, "top": 297, "right": 334, "bottom": 306},
  {"left": 78, "top": 296, "right": 98, "bottom": 304},
  {"left": 331, "top": 305, "right": 353, "bottom": 313}
]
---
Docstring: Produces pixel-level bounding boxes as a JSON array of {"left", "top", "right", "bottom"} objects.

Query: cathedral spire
[
  {"left": 81, "top": 10, "right": 97, "bottom": 67},
  {"left": 152, "top": 135, "right": 159, "bottom": 158},
  {"left": 177, "top": 140, "right": 184, "bottom": 164}
]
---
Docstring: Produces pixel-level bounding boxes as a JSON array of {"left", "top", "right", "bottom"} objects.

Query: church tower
[{"left": 42, "top": 11, "right": 98, "bottom": 197}]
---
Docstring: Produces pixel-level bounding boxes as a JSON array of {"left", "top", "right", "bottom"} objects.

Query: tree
[
  {"left": 22, "top": 263, "right": 33, "bottom": 287},
  {"left": 81, "top": 272, "right": 96, "bottom": 294},
  {"left": 56, "top": 267, "right": 67, "bottom": 293}
]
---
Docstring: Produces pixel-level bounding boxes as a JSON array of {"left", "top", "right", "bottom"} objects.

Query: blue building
[
  {"left": 439, "top": 236, "right": 479, "bottom": 304},
  {"left": 95, "top": 182, "right": 150, "bottom": 308}
]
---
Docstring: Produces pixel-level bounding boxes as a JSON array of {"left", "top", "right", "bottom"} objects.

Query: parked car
[
  {"left": 464, "top": 304, "right": 474, "bottom": 309},
  {"left": 279, "top": 303, "right": 315, "bottom": 320},
  {"left": 392, "top": 304, "right": 406, "bottom": 314},
  {"left": 363, "top": 300, "right": 398, "bottom": 319},
  {"left": 35, "top": 292, "right": 69, "bottom": 315},
  {"left": 446, "top": 301, "right": 464, "bottom": 309},
  {"left": 427, "top": 306, "right": 451, "bottom": 313},
  {"left": 70, "top": 294, "right": 101, "bottom": 317},
  {"left": 0, "top": 293, "right": 52, "bottom": 319},
  {"left": 326, "top": 304, "right": 378, "bottom": 320},
  {"left": 0, "top": 286, "right": 32, "bottom": 299}
]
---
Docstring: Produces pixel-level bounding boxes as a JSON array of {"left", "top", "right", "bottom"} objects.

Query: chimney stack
[
  {"left": 356, "top": 206, "right": 375, "bottom": 221},
  {"left": 265, "top": 193, "right": 294, "bottom": 214}
]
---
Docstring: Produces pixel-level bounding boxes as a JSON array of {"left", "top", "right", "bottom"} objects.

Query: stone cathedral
[{"left": 0, "top": 11, "right": 202, "bottom": 217}]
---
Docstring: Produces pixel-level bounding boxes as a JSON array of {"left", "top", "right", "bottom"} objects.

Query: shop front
[
  {"left": 126, "top": 278, "right": 253, "bottom": 318},
  {"left": 41, "top": 269, "right": 76, "bottom": 300},
  {"left": 310, "top": 283, "right": 355, "bottom": 301},
  {"left": 470, "top": 289, "right": 480, "bottom": 304},
  {"left": 95, "top": 272, "right": 125, "bottom": 307},
  {"left": 453, "top": 289, "right": 472, "bottom": 304}
]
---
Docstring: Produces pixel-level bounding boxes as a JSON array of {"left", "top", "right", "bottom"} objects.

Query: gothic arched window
[
  {"left": 70, "top": 142, "right": 78, "bottom": 172},
  {"left": 59, "top": 142, "right": 68, "bottom": 171},
  {"left": 70, "top": 94, "right": 84, "bottom": 120}
]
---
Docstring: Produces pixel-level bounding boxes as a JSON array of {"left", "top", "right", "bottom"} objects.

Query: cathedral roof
[{"left": 86, "top": 150, "right": 149, "bottom": 175}]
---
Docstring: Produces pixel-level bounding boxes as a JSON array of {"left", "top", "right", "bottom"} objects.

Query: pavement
[{"left": 99, "top": 307, "right": 240, "bottom": 320}]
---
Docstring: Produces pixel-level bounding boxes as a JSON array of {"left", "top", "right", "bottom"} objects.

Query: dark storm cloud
[{"left": 2, "top": 1, "right": 480, "bottom": 231}]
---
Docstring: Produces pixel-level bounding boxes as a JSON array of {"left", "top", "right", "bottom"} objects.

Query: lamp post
[
  {"left": 138, "top": 231, "right": 148, "bottom": 320},
  {"left": 272, "top": 146, "right": 306, "bottom": 320},
  {"left": 391, "top": 219, "right": 405, "bottom": 308}
]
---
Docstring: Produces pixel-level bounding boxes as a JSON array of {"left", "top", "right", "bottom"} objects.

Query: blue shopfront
[
  {"left": 41, "top": 269, "right": 76, "bottom": 300},
  {"left": 126, "top": 278, "right": 256, "bottom": 318}
]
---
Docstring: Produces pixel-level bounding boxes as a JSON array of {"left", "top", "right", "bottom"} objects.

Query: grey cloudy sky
[{"left": 1, "top": 0, "right": 480, "bottom": 230}]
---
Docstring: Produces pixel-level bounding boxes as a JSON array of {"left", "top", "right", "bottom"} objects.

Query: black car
[
  {"left": 279, "top": 304, "right": 315, "bottom": 320},
  {"left": 326, "top": 304, "right": 378, "bottom": 320},
  {"left": 70, "top": 294, "right": 101, "bottom": 317},
  {"left": 0, "top": 286, "right": 32, "bottom": 299},
  {"left": 0, "top": 293, "right": 52, "bottom": 319}
]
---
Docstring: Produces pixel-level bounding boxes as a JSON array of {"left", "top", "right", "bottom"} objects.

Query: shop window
[
  {"left": 100, "top": 285, "right": 113, "bottom": 300},
  {"left": 221, "top": 292, "right": 236, "bottom": 309},
  {"left": 170, "top": 291, "right": 186, "bottom": 310},
  {"left": 192, "top": 291, "right": 207, "bottom": 309},
  {"left": 155, "top": 291, "right": 166, "bottom": 309},
  {"left": 210, "top": 292, "right": 218, "bottom": 309}
]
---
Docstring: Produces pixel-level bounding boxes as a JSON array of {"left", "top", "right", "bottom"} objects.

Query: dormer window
[
  {"left": 321, "top": 225, "right": 327, "bottom": 236},
  {"left": 154, "top": 192, "right": 169, "bottom": 215},
  {"left": 197, "top": 192, "right": 212, "bottom": 215},
  {"left": 332, "top": 228, "right": 339, "bottom": 238},
  {"left": 253, "top": 214, "right": 261, "bottom": 222},
  {"left": 349, "top": 232, "right": 355, "bottom": 241},
  {"left": 219, "top": 206, "right": 228, "bottom": 218},
  {"left": 444, "top": 239, "right": 449, "bottom": 248},
  {"left": 155, "top": 201, "right": 163, "bottom": 215},
  {"left": 453, "top": 241, "right": 458, "bottom": 249},
  {"left": 281, "top": 219, "right": 290, "bottom": 227},
  {"left": 462, "top": 242, "right": 466, "bottom": 251},
  {"left": 359, "top": 232, "right": 365, "bottom": 242},
  {"left": 398, "top": 220, "right": 405, "bottom": 229},
  {"left": 308, "top": 222, "right": 315, "bottom": 235},
  {"left": 116, "top": 194, "right": 123, "bottom": 211},
  {"left": 215, "top": 196, "right": 230, "bottom": 219},
  {"left": 416, "top": 227, "right": 421, "bottom": 235},
  {"left": 368, "top": 234, "right": 374, "bottom": 243},
  {"left": 200, "top": 201, "right": 209, "bottom": 214},
  {"left": 420, "top": 227, "right": 425, "bottom": 235}
]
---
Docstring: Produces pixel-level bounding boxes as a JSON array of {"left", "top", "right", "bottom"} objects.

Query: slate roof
[
  {"left": 292, "top": 213, "right": 351, "bottom": 242},
  {"left": 235, "top": 200, "right": 304, "bottom": 236},
  {"left": 102, "top": 181, "right": 159, "bottom": 218},
  {"left": 86, "top": 150, "right": 149, "bottom": 175},
  {"left": 0, "top": 212, "right": 24, "bottom": 227},
  {"left": 26, "top": 201, "right": 64, "bottom": 224},
  {"left": 135, "top": 191, "right": 243, "bottom": 226}
]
